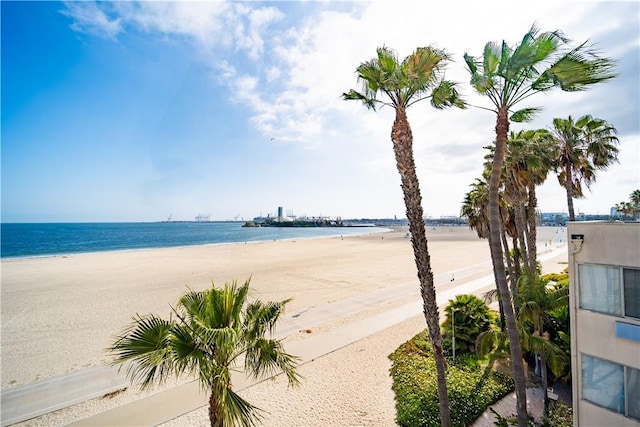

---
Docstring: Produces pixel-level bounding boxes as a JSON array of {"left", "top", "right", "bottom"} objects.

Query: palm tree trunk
[
  {"left": 209, "top": 392, "right": 221, "bottom": 427},
  {"left": 514, "top": 204, "right": 530, "bottom": 272},
  {"left": 391, "top": 107, "right": 451, "bottom": 426},
  {"left": 497, "top": 224, "right": 510, "bottom": 330},
  {"left": 541, "top": 347, "right": 550, "bottom": 417},
  {"left": 565, "top": 164, "right": 576, "bottom": 221},
  {"left": 526, "top": 183, "right": 538, "bottom": 271},
  {"left": 511, "top": 237, "right": 522, "bottom": 291},
  {"left": 489, "top": 107, "right": 529, "bottom": 427},
  {"left": 499, "top": 222, "right": 517, "bottom": 298}
]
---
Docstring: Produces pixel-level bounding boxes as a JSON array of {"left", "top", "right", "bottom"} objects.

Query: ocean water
[{"left": 0, "top": 222, "right": 387, "bottom": 259}]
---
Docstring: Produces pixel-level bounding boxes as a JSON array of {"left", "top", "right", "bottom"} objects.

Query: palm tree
[
  {"left": 550, "top": 114, "right": 619, "bottom": 220},
  {"left": 464, "top": 25, "right": 615, "bottom": 426},
  {"left": 515, "top": 271, "right": 569, "bottom": 417},
  {"left": 478, "top": 271, "right": 569, "bottom": 417},
  {"left": 461, "top": 178, "right": 491, "bottom": 240},
  {"left": 615, "top": 201, "right": 635, "bottom": 219},
  {"left": 344, "top": 45, "right": 464, "bottom": 426},
  {"left": 630, "top": 189, "right": 640, "bottom": 219},
  {"left": 109, "top": 279, "right": 300, "bottom": 427},
  {"left": 503, "top": 129, "right": 556, "bottom": 272}
]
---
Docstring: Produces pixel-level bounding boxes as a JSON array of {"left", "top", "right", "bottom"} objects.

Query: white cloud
[
  {"left": 59, "top": 0, "right": 639, "bottom": 218},
  {"left": 62, "top": 1, "right": 122, "bottom": 39}
]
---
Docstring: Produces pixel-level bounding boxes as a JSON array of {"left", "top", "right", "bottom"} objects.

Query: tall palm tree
[
  {"left": 550, "top": 114, "right": 619, "bottom": 220},
  {"left": 503, "top": 129, "right": 556, "bottom": 272},
  {"left": 344, "top": 45, "right": 464, "bottom": 426},
  {"left": 630, "top": 189, "right": 640, "bottom": 219},
  {"left": 109, "top": 279, "right": 300, "bottom": 427},
  {"left": 464, "top": 25, "right": 615, "bottom": 426}
]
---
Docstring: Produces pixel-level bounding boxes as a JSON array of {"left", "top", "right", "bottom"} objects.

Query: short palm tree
[
  {"left": 464, "top": 25, "right": 615, "bottom": 426},
  {"left": 550, "top": 114, "right": 619, "bottom": 220},
  {"left": 442, "top": 294, "right": 495, "bottom": 357},
  {"left": 515, "top": 271, "right": 569, "bottom": 417},
  {"left": 109, "top": 279, "right": 300, "bottom": 427},
  {"left": 344, "top": 45, "right": 464, "bottom": 426},
  {"left": 461, "top": 178, "right": 491, "bottom": 240}
]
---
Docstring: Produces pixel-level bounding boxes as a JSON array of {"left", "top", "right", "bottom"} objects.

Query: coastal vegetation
[
  {"left": 550, "top": 115, "right": 620, "bottom": 221},
  {"left": 390, "top": 329, "right": 513, "bottom": 427},
  {"left": 109, "top": 279, "right": 299, "bottom": 427},
  {"left": 343, "top": 45, "right": 464, "bottom": 426},
  {"left": 478, "top": 270, "right": 570, "bottom": 417},
  {"left": 392, "top": 269, "right": 572, "bottom": 425},
  {"left": 614, "top": 189, "right": 640, "bottom": 219},
  {"left": 440, "top": 294, "right": 496, "bottom": 357},
  {"left": 463, "top": 25, "right": 616, "bottom": 426}
]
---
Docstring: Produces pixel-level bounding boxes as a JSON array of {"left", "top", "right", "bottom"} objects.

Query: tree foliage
[{"left": 109, "top": 279, "right": 300, "bottom": 427}]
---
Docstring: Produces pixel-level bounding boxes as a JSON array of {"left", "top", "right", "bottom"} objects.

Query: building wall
[{"left": 569, "top": 222, "right": 640, "bottom": 427}]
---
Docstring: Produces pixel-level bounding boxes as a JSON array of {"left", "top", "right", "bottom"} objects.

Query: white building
[{"left": 568, "top": 222, "right": 640, "bottom": 426}]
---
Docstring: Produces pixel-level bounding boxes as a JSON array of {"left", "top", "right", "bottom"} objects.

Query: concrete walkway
[
  {"left": 2, "top": 248, "right": 568, "bottom": 426},
  {"left": 472, "top": 382, "right": 572, "bottom": 426}
]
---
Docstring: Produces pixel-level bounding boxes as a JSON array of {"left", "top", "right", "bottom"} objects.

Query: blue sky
[{"left": 2, "top": 1, "right": 639, "bottom": 222}]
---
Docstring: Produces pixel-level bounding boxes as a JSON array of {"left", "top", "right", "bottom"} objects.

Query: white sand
[{"left": 1, "top": 226, "right": 568, "bottom": 426}]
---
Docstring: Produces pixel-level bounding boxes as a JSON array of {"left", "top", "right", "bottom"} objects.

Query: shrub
[
  {"left": 543, "top": 402, "right": 573, "bottom": 427},
  {"left": 389, "top": 330, "right": 514, "bottom": 427},
  {"left": 441, "top": 294, "right": 497, "bottom": 357},
  {"left": 541, "top": 270, "right": 569, "bottom": 288}
]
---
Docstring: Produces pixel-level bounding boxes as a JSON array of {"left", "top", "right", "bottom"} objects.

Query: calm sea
[{"left": 0, "top": 222, "right": 386, "bottom": 259}]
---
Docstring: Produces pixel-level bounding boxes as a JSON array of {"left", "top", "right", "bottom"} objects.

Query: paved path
[
  {"left": 472, "top": 382, "right": 572, "bottom": 426},
  {"left": 1, "top": 247, "right": 567, "bottom": 426}
]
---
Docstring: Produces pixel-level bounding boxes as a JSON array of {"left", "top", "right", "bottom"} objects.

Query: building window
[
  {"left": 579, "top": 265, "right": 640, "bottom": 319},
  {"left": 628, "top": 367, "right": 640, "bottom": 421},
  {"left": 624, "top": 268, "right": 640, "bottom": 319},
  {"left": 582, "top": 354, "right": 625, "bottom": 413},
  {"left": 579, "top": 264, "right": 622, "bottom": 316},
  {"left": 581, "top": 354, "right": 640, "bottom": 421}
]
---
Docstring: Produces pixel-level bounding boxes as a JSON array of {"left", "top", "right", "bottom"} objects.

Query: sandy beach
[{"left": 1, "top": 226, "right": 568, "bottom": 426}]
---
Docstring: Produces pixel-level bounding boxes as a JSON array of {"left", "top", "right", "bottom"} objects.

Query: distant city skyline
[{"left": 2, "top": 1, "right": 638, "bottom": 223}]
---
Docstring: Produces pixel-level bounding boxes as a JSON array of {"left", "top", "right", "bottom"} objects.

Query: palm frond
[
  {"left": 218, "top": 387, "right": 263, "bottom": 427},
  {"left": 108, "top": 314, "right": 177, "bottom": 389},
  {"left": 509, "top": 107, "right": 540, "bottom": 123},
  {"left": 476, "top": 328, "right": 508, "bottom": 358},
  {"left": 244, "top": 337, "right": 301, "bottom": 386},
  {"left": 244, "top": 298, "right": 291, "bottom": 337},
  {"left": 483, "top": 42, "right": 501, "bottom": 75},
  {"left": 342, "top": 89, "right": 378, "bottom": 110},
  {"left": 429, "top": 79, "right": 466, "bottom": 109},
  {"left": 482, "top": 288, "right": 500, "bottom": 304},
  {"left": 525, "top": 334, "right": 567, "bottom": 377}
]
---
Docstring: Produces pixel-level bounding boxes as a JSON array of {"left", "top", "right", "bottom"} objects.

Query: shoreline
[{"left": 0, "top": 226, "right": 393, "bottom": 261}]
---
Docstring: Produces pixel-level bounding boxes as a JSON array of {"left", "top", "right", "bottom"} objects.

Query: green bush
[
  {"left": 389, "top": 330, "right": 514, "bottom": 427},
  {"left": 441, "top": 294, "right": 497, "bottom": 357},
  {"left": 543, "top": 402, "right": 573, "bottom": 427},
  {"left": 541, "top": 270, "right": 569, "bottom": 288}
]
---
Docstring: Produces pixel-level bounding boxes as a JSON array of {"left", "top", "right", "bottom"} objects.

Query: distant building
[
  {"left": 568, "top": 222, "right": 640, "bottom": 426},
  {"left": 541, "top": 212, "right": 569, "bottom": 226}
]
